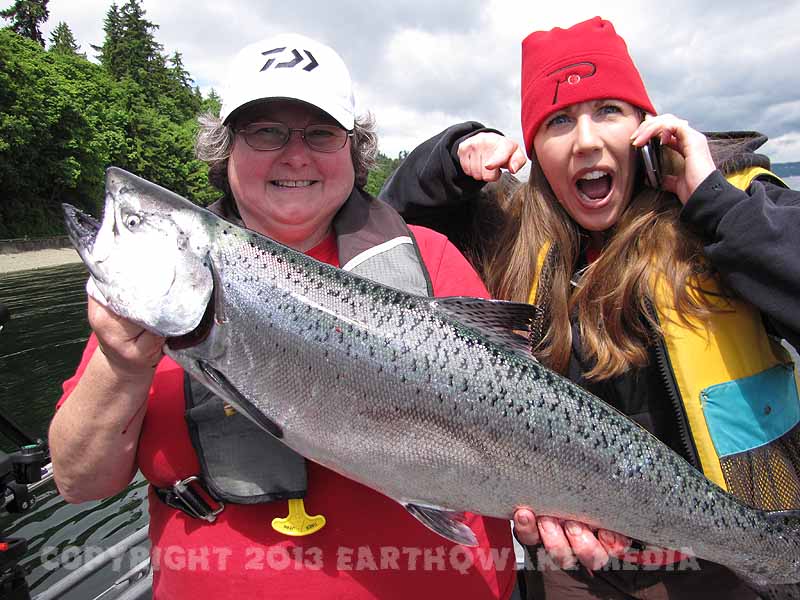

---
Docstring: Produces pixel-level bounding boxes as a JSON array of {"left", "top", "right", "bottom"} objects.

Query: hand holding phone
[{"left": 640, "top": 137, "right": 662, "bottom": 189}]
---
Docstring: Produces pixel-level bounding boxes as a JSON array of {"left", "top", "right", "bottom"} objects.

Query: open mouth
[
  {"left": 575, "top": 171, "right": 613, "bottom": 202},
  {"left": 62, "top": 203, "right": 109, "bottom": 284},
  {"left": 62, "top": 204, "right": 100, "bottom": 251}
]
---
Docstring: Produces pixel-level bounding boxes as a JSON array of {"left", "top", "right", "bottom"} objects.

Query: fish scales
[
  {"left": 63, "top": 167, "right": 800, "bottom": 591},
  {"left": 184, "top": 218, "right": 797, "bottom": 583}
]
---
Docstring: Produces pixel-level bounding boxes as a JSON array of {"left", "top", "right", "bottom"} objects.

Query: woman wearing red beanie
[{"left": 381, "top": 16, "right": 800, "bottom": 600}]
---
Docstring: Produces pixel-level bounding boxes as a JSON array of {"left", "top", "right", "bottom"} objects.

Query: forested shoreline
[
  {"left": 3, "top": 1, "right": 793, "bottom": 241},
  {"left": 0, "top": 0, "right": 404, "bottom": 239}
]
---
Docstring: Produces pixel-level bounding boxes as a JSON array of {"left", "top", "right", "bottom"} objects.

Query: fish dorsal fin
[
  {"left": 402, "top": 502, "right": 478, "bottom": 547},
  {"left": 432, "top": 297, "right": 541, "bottom": 358}
]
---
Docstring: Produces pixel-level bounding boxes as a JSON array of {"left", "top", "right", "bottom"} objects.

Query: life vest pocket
[{"left": 701, "top": 363, "right": 800, "bottom": 510}]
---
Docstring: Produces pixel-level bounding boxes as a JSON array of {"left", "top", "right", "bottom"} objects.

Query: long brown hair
[{"left": 483, "top": 152, "right": 717, "bottom": 381}]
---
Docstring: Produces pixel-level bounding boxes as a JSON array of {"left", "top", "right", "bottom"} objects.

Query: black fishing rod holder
[
  {"left": 0, "top": 445, "right": 46, "bottom": 600},
  {"left": 0, "top": 453, "right": 36, "bottom": 599},
  {"left": 0, "top": 303, "right": 38, "bottom": 599},
  {"left": 1, "top": 444, "right": 48, "bottom": 513},
  {"left": 0, "top": 536, "right": 29, "bottom": 600}
]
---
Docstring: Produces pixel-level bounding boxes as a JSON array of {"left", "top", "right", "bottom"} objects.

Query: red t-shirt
[{"left": 60, "top": 225, "right": 517, "bottom": 599}]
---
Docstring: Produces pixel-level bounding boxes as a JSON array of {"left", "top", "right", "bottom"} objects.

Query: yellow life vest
[{"left": 528, "top": 167, "right": 800, "bottom": 510}]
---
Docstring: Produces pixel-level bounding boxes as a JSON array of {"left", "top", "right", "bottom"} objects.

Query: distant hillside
[{"left": 772, "top": 162, "right": 800, "bottom": 177}]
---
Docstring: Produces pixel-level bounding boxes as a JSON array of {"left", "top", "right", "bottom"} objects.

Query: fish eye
[{"left": 123, "top": 212, "right": 142, "bottom": 230}]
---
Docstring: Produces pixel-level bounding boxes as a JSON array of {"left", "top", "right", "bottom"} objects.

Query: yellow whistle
[{"left": 271, "top": 499, "right": 326, "bottom": 536}]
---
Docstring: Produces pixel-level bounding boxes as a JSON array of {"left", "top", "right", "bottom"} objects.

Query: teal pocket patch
[{"left": 701, "top": 364, "right": 800, "bottom": 457}]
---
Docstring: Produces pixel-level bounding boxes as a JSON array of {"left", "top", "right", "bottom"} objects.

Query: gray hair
[{"left": 195, "top": 110, "right": 378, "bottom": 202}]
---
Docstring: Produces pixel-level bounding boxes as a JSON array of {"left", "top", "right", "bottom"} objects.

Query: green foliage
[
  {"left": 201, "top": 89, "right": 222, "bottom": 117},
  {"left": 0, "top": 5, "right": 408, "bottom": 238},
  {"left": 0, "top": 21, "right": 219, "bottom": 238},
  {"left": 0, "top": 29, "right": 114, "bottom": 236},
  {"left": 48, "top": 21, "right": 82, "bottom": 56},
  {"left": 1, "top": 0, "right": 49, "bottom": 46},
  {"left": 364, "top": 152, "right": 406, "bottom": 196}
]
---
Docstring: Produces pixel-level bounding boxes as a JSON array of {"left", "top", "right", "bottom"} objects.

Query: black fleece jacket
[
  {"left": 379, "top": 122, "right": 800, "bottom": 348},
  {"left": 379, "top": 122, "right": 800, "bottom": 461}
]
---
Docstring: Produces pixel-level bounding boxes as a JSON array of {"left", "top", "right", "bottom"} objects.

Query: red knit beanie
[{"left": 520, "top": 17, "right": 656, "bottom": 156}]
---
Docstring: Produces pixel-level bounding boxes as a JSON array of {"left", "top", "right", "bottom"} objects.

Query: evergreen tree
[
  {"left": 0, "top": 0, "right": 49, "bottom": 46},
  {"left": 92, "top": 3, "right": 121, "bottom": 72},
  {"left": 94, "top": 0, "right": 163, "bottom": 87},
  {"left": 164, "top": 50, "right": 201, "bottom": 121},
  {"left": 201, "top": 89, "right": 222, "bottom": 116},
  {"left": 0, "top": 6, "right": 236, "bottom": 237},
  {"left": 48, "top": 21, "right": 82, "bottom": 56},
  {"left": 167, "top": 51, "right": 191, "bottom": 88},
  {"left": 0, "top": 29, "right": 116, "bottom": 236},
  {"left": 117, "top": 0, "right": 164, "bottom": 85}
]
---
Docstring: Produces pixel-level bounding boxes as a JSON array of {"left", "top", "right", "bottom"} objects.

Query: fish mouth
[
  {"left": 62, "top": 203, "right": 107, "bottom": 283},
  {"left": 63, "top": 203, "right": 100, "bottom": 253}
]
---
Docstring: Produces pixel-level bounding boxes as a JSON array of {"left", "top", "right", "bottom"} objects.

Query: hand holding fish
[
  {"left": 88, "top": 296, "right": 165, "bottom": 376},
  {"left": 457, "top": 131, "right": 527, "bottom": 181},
  {"left": 513, "top": 508, "right": 630, "bottom": 570}
]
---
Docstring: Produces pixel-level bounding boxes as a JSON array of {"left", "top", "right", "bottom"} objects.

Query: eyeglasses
[{"left": 235, "top": 122, "right": 353, "bottom": 153}]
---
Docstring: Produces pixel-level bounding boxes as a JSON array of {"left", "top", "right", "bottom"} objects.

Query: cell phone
[{"left": 640, "top": 137, "right": 662, "bottom": 189}]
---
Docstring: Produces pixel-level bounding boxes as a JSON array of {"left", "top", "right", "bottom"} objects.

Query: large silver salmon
[{"left": 64, "top": 168, "right": 800, "bottom": 594}]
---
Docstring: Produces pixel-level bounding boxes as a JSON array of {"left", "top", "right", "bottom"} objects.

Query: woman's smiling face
[
  {"left": 227, "top": 100, "right": 355, "bottom": 251},
  {"left": 533, "top": 99, "right": 641, "bottom": 234}
]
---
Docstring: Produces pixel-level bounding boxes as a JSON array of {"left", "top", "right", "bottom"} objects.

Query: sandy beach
[{"left": 0, "top": 248, "right": 82, "bottom": 274}]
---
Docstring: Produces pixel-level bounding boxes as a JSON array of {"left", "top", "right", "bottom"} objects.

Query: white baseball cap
[{"left": 219, "top": 33, "right": 356, "bottom": 130}]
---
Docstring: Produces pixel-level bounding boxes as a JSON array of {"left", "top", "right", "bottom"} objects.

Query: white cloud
[
  {"left": 30, "top": 0, "right": 800, "bottom": 162},
  {"left": 763, "top": 131, "right": 800, "bottom": 165}
]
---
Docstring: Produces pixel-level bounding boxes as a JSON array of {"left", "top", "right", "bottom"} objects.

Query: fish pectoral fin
[
  {"left": 433, "top": 297, "right": 541, "bottom": 357},
  {"left": 402, "top": 503, "right": 478, "bottom": 547},
  {"left": 196, "top": 360, "right": 283, "bottom": 439}
]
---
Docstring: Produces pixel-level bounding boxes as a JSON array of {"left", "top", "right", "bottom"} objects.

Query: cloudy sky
[{"left": 34, "top": 0, "right": 800, "bottom": 163}]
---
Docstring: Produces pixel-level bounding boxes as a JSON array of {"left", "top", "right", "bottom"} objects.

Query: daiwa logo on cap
[
  {"left": 219, "top": 33, "right": 356, "bottom": 129},
  {"left": 547, "top": 62, "right": 597, "bottom": 104},
  {"left": 260, "top": 47, "right": 319, "bottom": 72}
]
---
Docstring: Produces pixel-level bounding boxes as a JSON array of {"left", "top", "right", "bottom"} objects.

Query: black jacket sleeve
[
  {"left": 681, "top": 170, "right": 800, "bottom": 347},
  {"left": 378, "top": 121, "right": 492, "bottom": 213},
  {"left": 378, "top": 122, "right": 517, "bottom": 272}
]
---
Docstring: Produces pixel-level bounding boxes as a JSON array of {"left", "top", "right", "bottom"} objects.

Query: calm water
[
  {"left": 784, "top": 175, "right": 800, "bottom": 190},
  {"left": 0, "top": 263, "right": 149, "bottom": 599}
]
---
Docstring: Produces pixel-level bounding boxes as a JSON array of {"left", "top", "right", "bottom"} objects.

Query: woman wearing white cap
[
  {"left": 50, "top": 34, "right": 517, "bottom": 599},
  {"left": 381, "top": 16, "right": 800, "bottom": 600}
]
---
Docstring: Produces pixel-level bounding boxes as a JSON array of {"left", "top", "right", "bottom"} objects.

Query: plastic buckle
[{"left": 172, "top": 476, "right": 225, "bottom": 523}]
